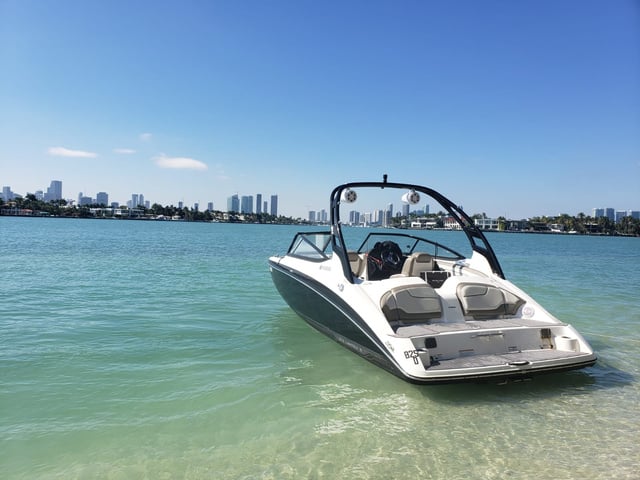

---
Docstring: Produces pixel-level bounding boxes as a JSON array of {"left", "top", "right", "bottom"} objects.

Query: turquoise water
[{"left": 1, "top": 217, "right": 639, "bottom": 479}]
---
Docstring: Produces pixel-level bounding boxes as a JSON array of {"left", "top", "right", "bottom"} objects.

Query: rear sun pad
[
  {"left": 381, "top": 285, "right": 442, "bottom": 323},
  {"left": 456, "top": 283, "right": 525, "bottom": 319}
]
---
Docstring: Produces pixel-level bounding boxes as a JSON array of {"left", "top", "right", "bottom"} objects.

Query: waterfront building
[
  {"left": 402, "top": 203, "right": 410, "bottom": 217},
  {"left": 263, "top": 201, "right": 268, "bottom": 213},
  {"left": 349, "top": 210, "right": 360, "bottom": 225},
  {"left": 475, "top": 217, "right": 499, "bottom": 230},
  {"left": 308, "top": 211, "right": 316, "bottom": 223},
  {"left": 270, "top": 195, "right": 278, "bottom": 216},
  {"left": 44, "top": 180, "right": 62, "bottom": 202},
  {"left": 443, "top": 216, "right": 462, "bottom": 230},
  {"left": 256, "top": 194, "right": 262, "bottom": 214},
  {"left": 207, "top": 202, "right": 214, "bottom": 212}
]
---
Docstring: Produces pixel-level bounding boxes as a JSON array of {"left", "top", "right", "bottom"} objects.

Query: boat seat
[
  {"left": 456, "top": 283, "right": 525, "bottom": 319},
  {"left": 400, "top": 252, "right": 435, "bottom": 277},
  {"left": 347, "top": 251, "right": 364, "bottom": 277},
  {"left": 381, "top": 285, "right": 442, "bottom": 324}
]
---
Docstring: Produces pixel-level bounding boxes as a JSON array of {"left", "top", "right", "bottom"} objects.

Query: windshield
[
  {"left": 355, "top": 232, "right": 465, "bottom": 260},
  {"left": 287, "top": 231, "right": 332, "bottom": 260}
]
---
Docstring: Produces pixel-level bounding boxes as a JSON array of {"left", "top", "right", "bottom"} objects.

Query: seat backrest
[
  {"left": 380, "top": 285, "right": 442, "bottom": 324},
  {"left": 456, "top": 283, "right": 525, "bottom": 319},
  {"left": 401, "top": 252, "right": 434, "bottom": 277}
]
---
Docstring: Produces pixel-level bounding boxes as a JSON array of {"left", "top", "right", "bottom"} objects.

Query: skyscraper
[
  {"left": 256, "top": 194, "right": 262, "bottom": 214},
  {"left": 2, "top": 186, "right": 15, "bottom": 202},
  {"left": 44, "top": 180, "right": 62, "bottom": 202},
  {"left": 227, "top": 194, "right": 239, "bottom": 213},
  {"left": 270, "top": 195, "right": 278, "bottom": 216},
  {"left": 241, "top": 195, "right": 254, "bottom": 214},
  {"left": 96, "top": 192, "right": 108, "bottom": 206}
]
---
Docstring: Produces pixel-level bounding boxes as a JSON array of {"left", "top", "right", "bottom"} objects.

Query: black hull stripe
[{"left": 269, "top": 260, "right": 406, "bottom": 377}]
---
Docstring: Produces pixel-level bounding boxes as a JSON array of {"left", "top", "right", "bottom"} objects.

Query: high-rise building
[
  {"left": 131, "top": 194, "right": 139, "bottom": 208},
  {"left": 605, "top": 208, "right": 615, "bottom": 221},
  {"left": 44, "top": 180, "right": 62, "bottom": 202},
  {"left": 263, "top": 201, "right": 268, "bottom": 213},
  {"left": 241, "top": 195, "right": 254, "bottom": 214},
  {"left": 308, "top": 211, "right": 316, "bottom": 223},
  {"left": 78, "top": 192, "right": 93, "bottom": 206},
  {"left": 615, "top": 211, "right": 628, "bottom": 223},
  {"left": 2, "top": 186, "right": 15, "bottom": 202},
  {"left": 256, "top": 194, "right": 262, "bottom": 214},
  {"left": 270, "top": 195, "right": 278, "bottom": 216},
  {"left": 207, "top": 202, "right": 214, "bottom": 212},
  {"left": 96, "top": 192, "right": 108, "bottom": 206},
  {"left": 227, "top": 194, "right": 239, "bottom": 213}
]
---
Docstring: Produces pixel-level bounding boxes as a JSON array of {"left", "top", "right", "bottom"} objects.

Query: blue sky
[{"left": 1, "top": 0, "right": 638, "bottom": 218}]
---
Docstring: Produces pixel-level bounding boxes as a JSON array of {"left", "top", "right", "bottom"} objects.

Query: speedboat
[{"left": 269, "top": 176, "right": 596, "bottom": 384}]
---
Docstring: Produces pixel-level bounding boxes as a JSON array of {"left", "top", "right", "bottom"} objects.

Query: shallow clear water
[{"left": 1, "top": 217, "right": 638, "bottom": 479}]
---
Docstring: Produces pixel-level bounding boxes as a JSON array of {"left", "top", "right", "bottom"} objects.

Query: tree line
[{"left": 2, "top": 195, "right": 639, "bottom": 235}]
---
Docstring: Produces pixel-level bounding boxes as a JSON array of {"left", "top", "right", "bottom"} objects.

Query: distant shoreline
[{"left": 2, "top": 212, "right": 638, "bottom": 237}]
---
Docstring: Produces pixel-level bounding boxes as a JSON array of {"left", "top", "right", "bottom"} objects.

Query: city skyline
[
  {"left": 2, "top": 177, "right": 638, "bottom": 221},
  {"left": 1, "top": 179, "right": 280, "bottom": 215},
  {"left": 1, "top": 1, "right": 638, "bottom": 219}
]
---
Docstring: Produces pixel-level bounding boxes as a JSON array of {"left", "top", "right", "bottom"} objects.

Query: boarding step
[{"left": 427, "top": 349, "right": 590, "bottom": 371}]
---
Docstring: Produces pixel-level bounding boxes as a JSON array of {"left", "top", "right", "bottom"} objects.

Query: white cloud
[
  {"left": 47, "top": 146, "right": 97, "bottom": 158},
  {"left": 139, "top": 133, "right": 153, "bottom": 142},
  {"left": 153, "top": 154, "right": 208, "bottom": 171},
  {"left": 114, "top": 148, "right": 136, "bottom": 154}
]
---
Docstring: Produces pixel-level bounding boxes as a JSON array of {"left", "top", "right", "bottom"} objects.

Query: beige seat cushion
[{"left": 401, "top": 253, "right": 434, "bottom": 277}]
